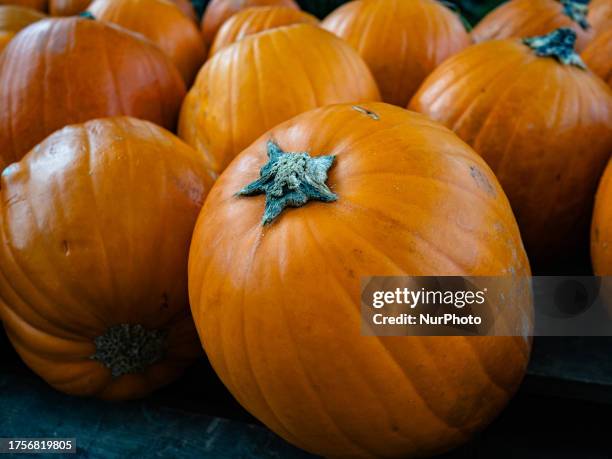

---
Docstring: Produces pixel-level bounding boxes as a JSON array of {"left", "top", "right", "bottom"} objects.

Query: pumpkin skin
[
  {"left": 172, "top": 0, "right": 196, "bottom": 21},
  {"left": 201, "top": 0, "right": 298, "bottom": 47},
  {"left": 0, "top": 0, "right": 47, "bottom": 12},
  {"left": 0, "top": 5, "right": 45, "bottom": 50},
  {"left": 188, "top": 102, "right": 533, "bottom": 459},
  {"left": 592, "top": 159, "right": 612, "bottom": 276},
  {"left": 409, "top": 33, "right": 612, "bottom": 267},
  {"left": 589, "top": 0, "right": 612, "bottom": 36},
  {"left": 0, "top": 17, "right": 185, "bottom": 170},
  {"left": 48, "top": 0, "right": 90, "bottom": 15},
  {"left": 321, "top": 0, "right": 470, "bottom": 107},
  {"left": 0, "top": 117, "right": 214, "bottom": 400},
  {"left": 583, "top": 29, "right": 612, "bottom": 88},
  {"left": 178, "top": 23, "right": 380, "bottom": 175},
  {"left": 88, "top": 0, "right": 206, "bottom": 86},
  {"left": 0, "top": 30, "right": 11, "bottom": 51},
  {"left": 472, "top": 0, "right": 594, "bottom": 51},
  {"left": 209, "top": 5, "right": 318, "bottom": 56}
]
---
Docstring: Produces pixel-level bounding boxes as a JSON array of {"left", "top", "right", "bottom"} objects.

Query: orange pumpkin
[
  {"left": 592, "top": 160, "right": 612, "bottom": 274},
  {"left": 88, "top": 0, "right": 206, "bottom": 86},
  {"left": 179, "top": 23, "right": 380, "bottom": 175},
  {"left": 583, "top": 29, "right": 612, "bottom": 87},
  {"left": 0, "top": 4, "right": 45, "bottom": 49},
  {"left": 410, "top": 29, "right": 612, "bottom": 267},
  {"left": 321, "top": 0, "right": 470, "bottom": 107},
  {"left": 209, "top": 5, "right": 318, "bottom": 56},
  {"left": 48, "top": 0, "right": 90, "bottom": 15},
  {"left": 0, "top": 117, "right": 214, "bottom": 400},
  {"left": 589, "top": 0, "right": 612, "bottom": 35},
  {"left": 188, "top": 102, "right": 533, "bottom": 458},
  {"left": 0, "top": 17, "right": 185, "bottom": 170},
  {"left": 0, "top": 0, "right": 47, "bottom": 12},
  {"left": 472, "top": 0, "right": 594, "bottom": 51},
  {"left": 201, "top": 0, "right": 298, "bottom": 47},
  {"left": 172, "top": 0, "right": 196, "bottom": 21}
]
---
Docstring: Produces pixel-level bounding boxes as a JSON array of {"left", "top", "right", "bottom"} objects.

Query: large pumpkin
[
  {"left": 589, "top": 0, "right": 612, "bottom": 35},
  {"left": 0, "top": 4, "right": 45, "bottom": 50},
  {"left": 0, "top": 117, "right": 214, "bottom": 400},
  {"left": 178, "top": 23, "right": 380, "bottom": 175},
  {"left": 201, "top": 0, "right": 298, "bottom": 47},
  {"left": 321, "top": 0, "right": 470, "bottom": 107},
  {"left": 583, "top": 29, "right": 612, "bottom": 87},
  {"left": 0, "top": 0, "right": 47, "bottom": 12},
  {"left": 472, "top": 0, "right": 594, "bottom": 51},
  {"left": 0, "top": 17, "right": 185, "bottom": 170},
  {"left": 188, "top": 102, "right": 533, "bottom": 458},
  {"left": 48, "top": 0, "right": 90, "bottom": 15},
  {"left": 410, "top": 29, "right": 612, "bottom": 267},
  {"left": 88, "top": 0, "right": 206, "bottom": 85},
  {"left": 209, "top": 5, "right": 318, "bottom": 56},
  {"left": 593, "top": 160, "right": 612, "bottom": 275}
]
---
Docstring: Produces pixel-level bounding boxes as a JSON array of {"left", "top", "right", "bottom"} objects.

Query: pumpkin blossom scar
[{"left": 237, "top": 140, "right": 337, "bottom": 225}]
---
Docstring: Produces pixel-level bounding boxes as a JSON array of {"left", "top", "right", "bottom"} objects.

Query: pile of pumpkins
[{"left": 0, "top": 0, "right": 610, "bottom": 457}]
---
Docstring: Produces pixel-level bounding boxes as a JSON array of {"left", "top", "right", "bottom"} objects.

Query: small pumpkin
[
  {"left": 48, "top": 0, "right": 90, "bottom": 15},
  {"left": 472, "top": 0, "right": 594, "bottom": 51},
  {"left": 179, "top": 23, "right": 380, "bottom": 175},
  {"left": 188, "top": 102, "right": 533, "bottom": 459},
  {"left": 0, "top": 4, "right": 45, "bottom": 50},
  {"left": 0, "top": 0, "right": 47, "bottom": 12},
  {"left": 583, "top": 29, "right": 612, "bottom": 87},
  {"left": 321, "top": 0, "right": 470, "bottom": 107},
  {"left": 0, "top": 17, "right": 185, "bottom": 170},
  {"left": 209, "top": 5, "right": 318, "bottom": 56},
  {"left": 0, "top": 117, "right": 214, "bottom": 400},
  {"left": 88, "top": 0, "right": 206, "bottom": 86},
  {"left": 589, "top": 0, "right": 612, "bottom": 36},
  {"left": 410, "top": 29, "right": 612, "bottom": 267},
  {"left": 201, "top": 0, "right": 298, "bottom": 48}
]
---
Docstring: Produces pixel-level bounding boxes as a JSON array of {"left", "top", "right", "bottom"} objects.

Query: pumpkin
[
  {"left": 49, "top": 0, "right": 90, "bottom": 15},
  {"left": 410, "top": 28, "right": 612, "bottom": 267},
  {"left": 321, "top": 0, "right": 470, "bottom": 107},
  {"left": 592, "top": 160, "right": 612, "bottom": 274},
  {"left": 583, "top": 29, "right": 612, "bottom": 87},
  {"left": 172, "top": 0, "right": 196, "bottom": 22},
  {"left": 0, "top": 17, "right": 185, "bottom": 170},
  {"left": 188, "top": 102, "right": 533, "bottom": 459},
  {"left": 0, "top": 4, "right": 45, "bottom": 50},
  {"left": 0, "top": 0, "right": 47, "bottom": 12},
  {"left": 0, "top": 116, "right": 214, "bottom": 400},
  {"left": 178, "top": 23, "right": 380, "bottom": 175},
  {"left": 201, "top": 0, "right": 298, "bottom": 48},
  {"left": 589, "top": 0, "right": 612, "bottom": 36},
  {"left": 472, "top": 0, "right": 594, "bottom": 51},
  {"left": 209, "top": 5, "right": 318, "bottom": 56},
  {"left": 88, "top": 0, "right": 206, "bottom": 86}
]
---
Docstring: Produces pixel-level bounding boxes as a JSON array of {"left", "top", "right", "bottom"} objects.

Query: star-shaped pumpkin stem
[
  {"left": 523, "top": 28, "right": 586, "bottom": 69},
  {"left": 559, "top": 0, "right": 590, "bottom": 30},
  {"left": 237, "top": 140, "right": 337, "bottom": 225}
]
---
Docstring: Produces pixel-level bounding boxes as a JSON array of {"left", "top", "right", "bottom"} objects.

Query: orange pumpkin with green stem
[
  {"left": 321, "top": 0, "right": 471, "bottom": 107},
  {"left": 0, "top": 17, "right": 185, "bottom": 170},
  {"left": 88, "top": 0, "right": 206, "bottom": 85},
  {"left": 472, "top": 0, "right": 594, "bottom": 51},
  {"left": 210, "top": 5, "right": 318, "bottom": 56},
  {"left": 410, "top": 28, "right": 612, "bottom": 268},
  {"left": 583, "top": 29, "right": 612, "bottom": 87},
  {"left": 188, "top": 102, "right": 533, "bottom": 458},
  {"left": 179, "top": 23, "right": 380, "bottom": 175},
  {"left": 201, "top": 0, "right": 298, "bottom": 48},
  {"left": 0, "top": 117, "right": 214, "bottom": 400}
]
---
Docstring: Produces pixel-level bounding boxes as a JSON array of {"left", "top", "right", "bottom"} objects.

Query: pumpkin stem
[
  {"left": 558, "top": 0, "right": 590, "bottom": 30},
  {"left": 90, "top": 324, "right": 167, "bottom": 378},
  {"left": 79, "top": 11, "right": 96, "bottom": 20},
  {"left": 522, "top": 28, "right": 586, "bottom": 69},
  {"left": 237, "top": 140, "right": 337, "bottom": 225}
]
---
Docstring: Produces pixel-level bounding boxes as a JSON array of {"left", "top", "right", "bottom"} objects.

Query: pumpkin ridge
[{"left": 522, "top": 27, "right": 586, "bottom": 68}]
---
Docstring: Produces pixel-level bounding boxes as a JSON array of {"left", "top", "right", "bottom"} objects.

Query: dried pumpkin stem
[
  {"left": 523, "top": 28, "right": 586, "bottom": 69},
  {"left": 237, "top": 140, "right": 337, "bottom": 225},
  {"left": 558, "top": 0, "right": 590, "bottom": 30},
  {"left": 91, "top": 324, "right": 168, "bottom": 378}
]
